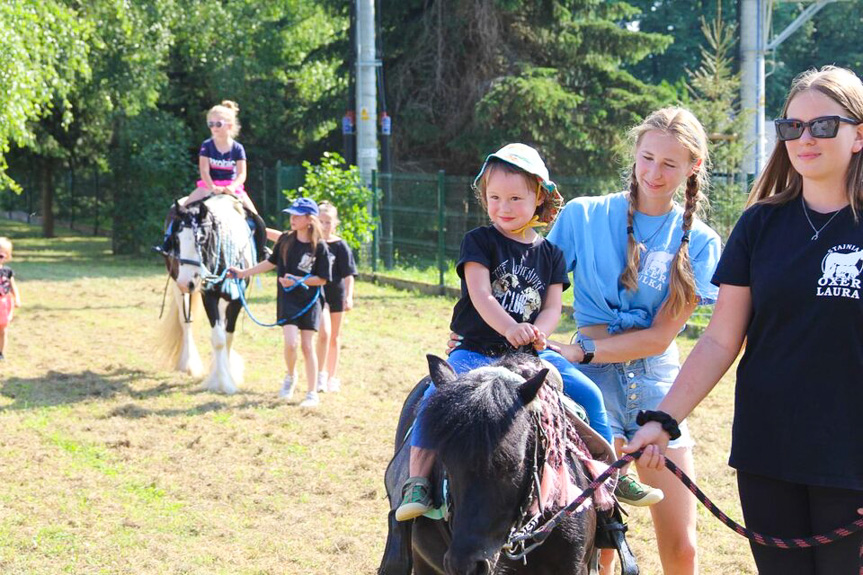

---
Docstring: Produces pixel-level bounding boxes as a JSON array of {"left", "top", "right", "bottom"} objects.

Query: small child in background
[
  {"left": 228, "top": 198, "right": 331, "bottom": 407},
  {"left": 0, "top": 237, "right": 22, "bottom": 361},
  {"left": 315, "top": 202, "right": 358, "bottom": 393}
]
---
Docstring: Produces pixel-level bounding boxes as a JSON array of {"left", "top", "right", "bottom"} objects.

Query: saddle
[{"left": 378, "top": 368, "right": 639, "bottom": 575}]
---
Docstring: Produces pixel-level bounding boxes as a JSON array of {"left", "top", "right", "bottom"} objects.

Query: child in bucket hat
[
  {"left": 396, "top": 144, "right": 618, "bottom": 522},
  {"left": 472, "top": 143, "right": 565, "bottom": 235}
]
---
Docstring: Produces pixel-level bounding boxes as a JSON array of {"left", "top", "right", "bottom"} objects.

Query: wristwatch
[{"left": 575, "top": 334, "right": 595, "bottom": 364}]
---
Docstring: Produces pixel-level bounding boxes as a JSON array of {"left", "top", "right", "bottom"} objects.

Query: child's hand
[
  {"left": 532, "top": 330, "right": 548, "bottom": 351},
  {"left": 227, "top": 267, "right": 245, "bottom": 279},
  {"left": 505, "top": 323, "right": 537, "bottom": 348},
  {"left": 278, "top": 274, "right": 296, "bottom": 288},
  {"left": 344, "top": 295, "right": 354, "bottom": 311}
]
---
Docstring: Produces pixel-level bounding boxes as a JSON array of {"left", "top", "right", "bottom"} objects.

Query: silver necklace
[
  {"left": 634, "top": 209, "right": 675, "bottom": 249},
  {"left": 801, "top": 196, "right": 844, "bottom": 241}
]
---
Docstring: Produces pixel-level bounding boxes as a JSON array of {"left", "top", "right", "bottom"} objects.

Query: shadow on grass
[
  {"left": 0, "top": 368, "right": 279, "bottom": 417},
  {"left": 0, "top": 368, "right": 183, "bottom": 411}
]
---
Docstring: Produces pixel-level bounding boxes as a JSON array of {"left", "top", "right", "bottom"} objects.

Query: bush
[{"left": 285, "top": 152, "right": 376, "bottom": 254}]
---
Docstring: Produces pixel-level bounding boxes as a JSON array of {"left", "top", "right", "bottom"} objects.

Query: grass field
[{"left": 0, "top": 219, "right": 756, "bottom": 574}]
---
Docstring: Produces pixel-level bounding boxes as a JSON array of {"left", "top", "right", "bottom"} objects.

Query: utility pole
[
  {"left": 355, "top": 0, "right": 378, "bottom": 187},
  {"left": 740, "top": 0, "right": 847, "bottom": 178}
]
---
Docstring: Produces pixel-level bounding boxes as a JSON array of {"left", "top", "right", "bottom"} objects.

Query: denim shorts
[{"left": 574, "top": 341, "right": 694, "bottom": 449}]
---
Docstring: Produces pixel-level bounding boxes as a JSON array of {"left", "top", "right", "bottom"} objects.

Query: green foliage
[
  {"left": 0, "top": 0, "right": 91, "bottom": 190},
  {"left": 685, "top": 8, "right": 747, "bottom": 174},
  {"left": 111, "top": 111, "right": 195, "bottom": 255},
  {"left": 684, "top": 8, "right": 748, "bottom": 239},
  {"left": 287, "top": 152, "right": 376, "bottom": 254},
  {"left": 344, "top": 0, "right": 675, "bottom": 176}
]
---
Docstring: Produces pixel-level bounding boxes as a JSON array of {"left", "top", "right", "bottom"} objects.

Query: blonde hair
[
  {"left": 0, "top": 237, "right": 12, "bottom": 257},
  {"left": 208, "top": 100, "right": 241, "bottom": 139},
  {"left": 280, "top": 215, "right": 323, "bottom": 264},
  {"left": 473, "top": 159, "right": 562, "bottom": 225},
  {"left": 747, "top": 66, "right": 863, "bottom": 219},
  {"left": 621, "top": 107, "right": 711, "bottom": 318},
  {"left": 318, "top": 201, "right": 339, "bottom": 221}
]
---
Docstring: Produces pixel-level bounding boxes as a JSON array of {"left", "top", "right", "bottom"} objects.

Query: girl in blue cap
[
  {"left": 228, "top": 197, "right": 331, "bottom": 407},
  {"left": 396, "top": 143, "right": 629, "bottom": 521}
]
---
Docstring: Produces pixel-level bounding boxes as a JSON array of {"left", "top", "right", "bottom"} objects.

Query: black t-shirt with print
[
  {"left": 268, "top": 233, "right": 331, "bottom": 321},
  {"left": 325, "top": 239, "right": 357, "bottom": 285},
  {"left": 0, "top": 268, "right": 13, "bottom": 296},
  {"left": 713, "top": 200, "right": 863, "bottom": 490},
  {"left": 450, "top": 225, "right": 570, "bottom": 355}
]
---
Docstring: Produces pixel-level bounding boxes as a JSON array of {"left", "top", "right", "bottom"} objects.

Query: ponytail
[{"left": 620, "top": 170, "right": 642, "bottom": 292}]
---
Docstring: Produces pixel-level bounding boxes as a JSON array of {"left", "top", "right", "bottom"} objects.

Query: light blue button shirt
[{"left": 547, "top": 192, "right": 721, "bottom": 333}]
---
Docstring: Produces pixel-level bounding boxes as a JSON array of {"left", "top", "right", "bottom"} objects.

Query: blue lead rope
[{"left": 234, "top": 274, "right": 321, "bottom": 328}]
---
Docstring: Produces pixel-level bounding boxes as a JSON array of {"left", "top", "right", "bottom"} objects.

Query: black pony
[
  {"left": 158, "top": 195, "right": 254, "bottom": 393},
  {"left": 381, "top": 354, "right": 609, "bottom": 575}
]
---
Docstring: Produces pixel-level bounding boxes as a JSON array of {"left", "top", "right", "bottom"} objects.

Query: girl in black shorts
[
  {"left": 316, "top": 202, "right": 357, "bottom": 393},
  {"left": 228, "top": 197, "right": 331, "bottom": 407}
]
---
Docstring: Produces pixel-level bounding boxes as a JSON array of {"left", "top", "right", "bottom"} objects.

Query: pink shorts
[
  {"left": 0, "top": 294, "right": 13, "bottom": 328},
  {"left": 196, "top": 179, "right": 247, "bottom": 198}
]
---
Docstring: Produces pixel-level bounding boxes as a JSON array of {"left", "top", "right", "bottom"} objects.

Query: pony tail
[
  {"left": 665, "top": 174, "right": 699, "bottom": 317},
  {"left": 619, "top": 170, "right": 642, "bottom": 292}
]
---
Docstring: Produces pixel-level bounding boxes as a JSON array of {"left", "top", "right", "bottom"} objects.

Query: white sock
[{"left": 318, "top": 371, "right": 328, "bottom": 383}]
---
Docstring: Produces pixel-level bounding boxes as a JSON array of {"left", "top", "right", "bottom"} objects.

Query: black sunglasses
[
  {"left": 774, "top": 115, "right": 861, "bottom": 141},
  {"left": 207, "top": 120, "right": 227, "bottom": 128}
]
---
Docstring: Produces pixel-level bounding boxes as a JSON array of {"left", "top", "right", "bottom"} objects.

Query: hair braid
[
  {"left": 620, "top": 170, "right": 642, "bottom": 292},
  {"left": 666, "top": 174, "right": 700, "bottom": 317}
]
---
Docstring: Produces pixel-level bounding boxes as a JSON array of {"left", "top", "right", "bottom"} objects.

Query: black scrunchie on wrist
[{"left": 636, "top": 410, "right": 682, "bottom": 440}]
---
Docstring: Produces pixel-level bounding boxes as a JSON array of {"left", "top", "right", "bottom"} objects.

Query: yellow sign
[{"left": 360, "top": 108, "right": 370, "bottom": 121}]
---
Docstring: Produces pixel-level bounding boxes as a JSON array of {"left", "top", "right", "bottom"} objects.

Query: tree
[
  {"left": 316, "top": 0, "right": 674, "bottom": 177},
  {"left": 684, "top": 6, "right": 748, "bottom": 238},
  {"left": 0, "top": 0, "right": 90, "bottom": 230}
]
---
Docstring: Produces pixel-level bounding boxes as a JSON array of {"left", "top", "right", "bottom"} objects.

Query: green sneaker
[
  {"left": 395, "top": 476, "right": 433, "bottom": 521},
  {"left": 614, "top": 474, "right": 664, "bottom": 507}
]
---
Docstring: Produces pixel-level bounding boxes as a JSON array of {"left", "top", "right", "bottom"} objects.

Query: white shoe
[
  {"left": 279, "top": 375, "right": 296, "bottom": 400},
  {"left": 328, "top": 377, "right": 341, "bottom": 393},
  {"left": 299, "top": 391, "right": 320, "bottom": 408},
  {"left": 316, "top": 372, "right": 328, "bottom": 393}
]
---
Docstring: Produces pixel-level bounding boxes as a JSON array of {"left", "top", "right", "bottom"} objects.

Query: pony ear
[
  {"left": 174, "top": 200, "right": 183, "bottom": 214},
  {"left": 426, "top": 355, "right": 457, "bottom": 387},
  {"left": 518, "top": 368, "right": 548, "bottom": 405},
  {"left": 196, "top": 202, "right": 209, "bottom": 221}
]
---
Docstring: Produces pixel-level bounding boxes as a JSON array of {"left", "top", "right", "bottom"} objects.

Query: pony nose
[
  {"left": 444, "top": 553, "right": 491, "bottom": 575},
  {"left": 187, "top": 280, "right": 196, "bottom": 292}
]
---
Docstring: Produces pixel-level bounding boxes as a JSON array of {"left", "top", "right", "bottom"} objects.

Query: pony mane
[{"left": 423, "top": 353, "right": 543, "bottom": 470}]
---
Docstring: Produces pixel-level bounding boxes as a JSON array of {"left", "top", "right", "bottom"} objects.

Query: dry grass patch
[{"left": 0, "top": 219, "right": 755, "bottom": 573}]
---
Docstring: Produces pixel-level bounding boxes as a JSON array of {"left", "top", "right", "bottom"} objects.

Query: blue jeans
[
  {"left": 574, "top": 341, "right": 693, "bottom": 449},
  {"left": 411, "top": 348, "right": 613, "bottom": 448}
]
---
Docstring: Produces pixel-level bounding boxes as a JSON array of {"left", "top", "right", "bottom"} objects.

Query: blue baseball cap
[{"left": 283, "top": 197, "right": 319, "bottom": 216}]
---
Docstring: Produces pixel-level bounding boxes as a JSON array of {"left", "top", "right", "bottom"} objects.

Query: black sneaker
[{"left": 0, "top": 352, "right": 5, "bottom": 361}]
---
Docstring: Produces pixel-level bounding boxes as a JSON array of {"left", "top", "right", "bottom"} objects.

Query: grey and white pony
[{"left": 158, "top": 194, "right": 255, "bottom": 394}]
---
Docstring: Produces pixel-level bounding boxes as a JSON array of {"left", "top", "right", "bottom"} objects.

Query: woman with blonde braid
[{"left": 548, "top": 107, "right": 722, "bottom": 574}]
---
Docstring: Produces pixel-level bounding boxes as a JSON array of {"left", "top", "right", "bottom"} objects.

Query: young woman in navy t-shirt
[{"left": 628, "top": 66, "right": 863, "bottom": 574}]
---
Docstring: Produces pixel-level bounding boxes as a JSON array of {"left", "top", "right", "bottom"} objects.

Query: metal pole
[
  {"left": 437, "top": 170, "right": 446, "bottom": 293},
  {"left": 355, "top": 0, "right": 378, "bottom": 187},
  {"left": 740, "top": 0, "right": 765, "bottom": 177}
]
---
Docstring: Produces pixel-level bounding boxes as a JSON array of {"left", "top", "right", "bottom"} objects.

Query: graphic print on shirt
[
  {"left": 639, "top": 250, "right": 675, "bottom": 291},
  {"left": 817, "top": 244, "right": 863, "bottom": 300},
  {"left": 490, "top": 257, "right": 544, "bottom": 321},
  {"left": 298, "top": 253, "right": 315, "bottom": 274},
  {"left": 0, "top": 271, "right": 11, "bottom": 296}
]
